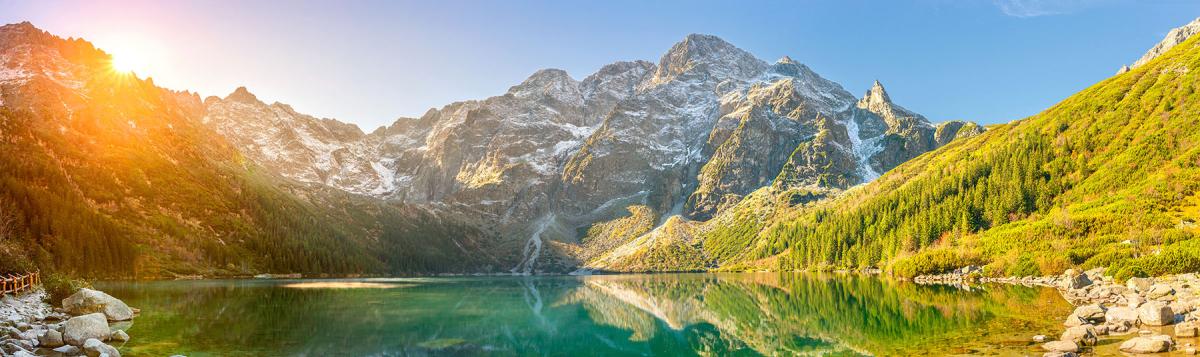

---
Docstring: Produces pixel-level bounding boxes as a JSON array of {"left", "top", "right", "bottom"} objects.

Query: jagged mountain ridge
[
  {"left": 206, "top": 33, "right": 983, "bottom": 273},
  {"left": 0, "top": 22, "right": 500, "bottom": 277}
]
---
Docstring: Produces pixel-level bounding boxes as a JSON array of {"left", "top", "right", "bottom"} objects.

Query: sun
[
  {"left": 110, "top": 52, "right": 141, "bottom": 73},
  {"left": 103, "top": 39, "right": 158, "bottom": 75}
]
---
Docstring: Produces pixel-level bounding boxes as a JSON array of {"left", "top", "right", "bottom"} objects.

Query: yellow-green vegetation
[
  {"left": 578, "top": 205, "right": 656, "bottom": 262},
  {"left": 705, "top": 32, "right": 1200, "bottom": 278}
]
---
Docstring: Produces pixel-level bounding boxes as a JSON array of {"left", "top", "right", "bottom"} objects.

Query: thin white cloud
[{"left": 993, "top": 0, "right": 1107, "bottom": 18}]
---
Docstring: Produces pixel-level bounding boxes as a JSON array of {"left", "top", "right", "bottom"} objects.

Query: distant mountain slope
[
  {"left": 703, "top": 17, "right": 1200, "bottom": 278},
  {"left": 204, "top": 33, "right": 981, "bottom": 273},
  {"left": 0, "top": 22, "right": 498, "bottom": 278}
]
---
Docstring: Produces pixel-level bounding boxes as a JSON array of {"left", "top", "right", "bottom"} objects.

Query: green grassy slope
[{"left": 712, "top": 32, "right": 1200, "bottom": 278}]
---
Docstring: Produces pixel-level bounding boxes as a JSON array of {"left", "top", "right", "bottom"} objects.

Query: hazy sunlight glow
[{"left": 104, "top": 38, "right": 157, "bottom": 75}]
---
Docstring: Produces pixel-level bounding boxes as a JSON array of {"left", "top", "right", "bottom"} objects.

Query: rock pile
[
  {"left": 0, "top": 288, "right": 145, "bottom": 357},
  {"left": 918, "top": 268, "right": 1200, "bottom": 356}
]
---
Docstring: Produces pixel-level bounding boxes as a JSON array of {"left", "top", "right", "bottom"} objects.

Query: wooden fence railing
[{"left": 1, "top": 271, "right": 40, "bottom": 295}]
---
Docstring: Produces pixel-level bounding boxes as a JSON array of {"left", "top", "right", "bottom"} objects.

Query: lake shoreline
[{"left": 914, "top": 268, "right": 1200, "bottom": 355}]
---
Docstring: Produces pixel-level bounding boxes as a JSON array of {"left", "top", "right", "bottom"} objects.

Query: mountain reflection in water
[{"left": 97, "top": 273, "right": 1070, "bottom": 356}]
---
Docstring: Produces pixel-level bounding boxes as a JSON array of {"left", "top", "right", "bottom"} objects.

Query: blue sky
[{"left": 1, "top": 0, "right": 1198, "bottom": 130}]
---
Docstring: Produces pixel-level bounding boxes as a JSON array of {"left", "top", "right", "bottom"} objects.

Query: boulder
[
  {"left": 1178, "top": 320, "right": 1200, "bottom": 337},
  {"left": 110, "top": 329, "right": 129, "bottom": 342},
  {"left": 1072, "top": 304, "right": 1106, "bottom": 323},
  {"left": 38, "top": 329, "right": 64, "bottom": 348},
  {"left": 1148, "top": 283, "right": 1176, "bottom": 299},
  {"left": 82, "top": 338, "right": 121, "bottom": 357},
  {"left": 62, "top": 313, "right": 110, "bottom": 346},
  {"left": 1139, "top": 302, "right": 1176, "bottom": 326},
  {"left": 1061, "top": 324, "right": 1098, "bottom": 346},
  {"left": 1128, "top": 277, "right": 1155, "bottom": 292},
  {"left": 1061, "top": 270, "right": 1093, "bottom": 290},
  {"left": 62, "top": 289, "right": 134, "bottom": 321},
  {"left": 12, "top": 350, "right": 36, "bottom": 357},
  {"left": 1043, "top": 340, "right": 1080, "bottom": 352},
  {"left": 1043, "top": 352, "right": 1077, "bottom": 357},
  {"left": 1033, "top": 334, "right": 1047, "bottom": 342},
  {"left": 1107, "top": 306, "right": 1141, "bottom": 324},
  {"left": 1119, "top": 335, "right": 1173, "bottom": 354},
  {"left": 1063, "top": 315, "right": 1089, "bottom": 327}
]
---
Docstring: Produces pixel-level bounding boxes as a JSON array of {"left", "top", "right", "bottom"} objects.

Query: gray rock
[
  {"left": 53, "top": 345, "right": 82, "bottom": 355},
  {"left": 1106, "top": 306, "right": 1141, "bottom": 324},
  {"left": 1178, "top": 320, "right": 1200, "bottom": 337},
  {"left": 38, "top": 329, "right": 65, "bottom": 348},
  {"left": 1139, "top": 302, "right": 1175, "bottom": 326},
  {"left": 110, "top": 329, "right": 128, "bottom": 342},
  {"left": 82, "top": 338, "right": 120, "bottom": 357},
  {"left": 62, "top": 313, "right": 110, "bottom": 346},
  {"left": 1042, "top": 340, "right": 1080, "bottom": 352},
  {"left": 1148, "top": 283, "right": 1176, "bottom": 299},
  {"left": 1043, "top": 352, "right": 1077, "bottom": 357},
  {"left": 1061, "top": 324, "right": 1098, "bottom": 346},
  {"left": 1071, "top": 304, "right": 1106, "bottom": 323},
  {"left": 12, "top": 350, "right": 36, "bottom": 357},
  {"left": 62, "top": 289, "right": 134, "bottom": 321},
  {"left": 1120, "top": 335, "right": 1173, "bottom": 353},
  {"left": 1033, "top": 334, "right": 1047, "bottom": 342},
  {"left": 1061, "top": 270, "right": 1093, "bottom": 290},
  {"left": 1128, "top": 277, "right": 1154, "bottom": 292}
]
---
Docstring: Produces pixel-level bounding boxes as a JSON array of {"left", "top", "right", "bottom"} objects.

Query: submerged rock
[{"left": 1042, "top": 340, "right": 1080, "bottom": 352}]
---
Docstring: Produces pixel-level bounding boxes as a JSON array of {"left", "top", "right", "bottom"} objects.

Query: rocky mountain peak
[
  {"left": 776, "top": 56, "right": 796, "bottom": 65},
  {"left": 225, "top": 86, "right": 261, "bottom": 104},
  {"left": 649, "top": 33, "right": 767, "bottom": 85},
  {"left": 507, "top": 68, "right": 582, "bottom": 104},
  {"left": 1127, "top": 17, "right": 1200, "bottom": 71},
  {"left": 864, "top": 80, "right": 891, "bottom": 104}
]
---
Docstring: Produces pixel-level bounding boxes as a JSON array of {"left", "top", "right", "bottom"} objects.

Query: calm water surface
[{"left": 96, "top": 273, "right": 1072, "bottom": 356}]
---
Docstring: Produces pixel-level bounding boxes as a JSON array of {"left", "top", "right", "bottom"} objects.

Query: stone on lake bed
[
  {"left": 1033, "top": 334, "right": 1047, "bottom": 342},
  {"left": 63, "top": 288, "right": 134, "bottom": 321},
  {"left": 62, "top": 313, "right": 110, "bottom": 346},
  {"left": 1042, "top": 340, "right": 1080, "bottom": 352},
  {"left": 1043, "top": 352, "right": 1078, "bottom": 357}
]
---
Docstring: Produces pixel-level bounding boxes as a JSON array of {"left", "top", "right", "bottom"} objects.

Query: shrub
[
  {"left": 1006, "top": 254, "right": 1041, "bottom": 277},
  {"left": 42, "top": 273, "right": 92, "bottom": 306},
  {"left": 1112, "top": 265, "right": 1148, "bottom": 282}
]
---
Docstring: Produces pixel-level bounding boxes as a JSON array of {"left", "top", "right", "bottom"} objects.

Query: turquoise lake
[{"left": 95, "top": 273, "right": 1074, "bottom": 356}]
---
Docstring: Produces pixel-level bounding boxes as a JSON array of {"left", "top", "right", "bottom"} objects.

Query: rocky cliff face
[
  {"left": 1119, "top": 17, "right": 1200, "bottom": 74},
  {"left": 201, "top": 33, "right": 983, "bottom": 273}
]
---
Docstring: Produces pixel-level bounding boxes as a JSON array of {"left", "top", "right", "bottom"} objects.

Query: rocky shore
[
  {"left": 0, "top": 288, "right": 165, "bottom": 357},
  {"left": 916, "top": 267, "right": 1200, "bottom": 356}
]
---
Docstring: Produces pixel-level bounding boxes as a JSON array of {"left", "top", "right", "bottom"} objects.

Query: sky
[{"left": 1, "top": 0, "right": 1198, "bottom": 130}]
